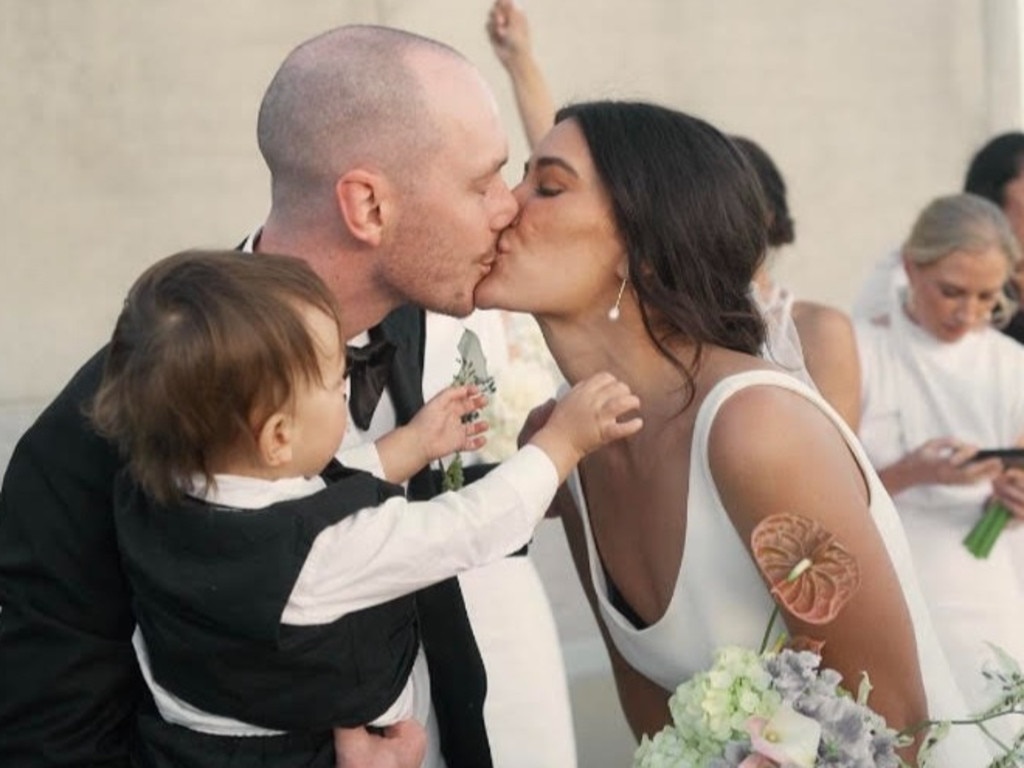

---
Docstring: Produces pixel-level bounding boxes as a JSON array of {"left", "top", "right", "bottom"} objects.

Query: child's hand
[
  {"left": 411, "top": 384, "right": 490, "bottom": 462},
  {"left": 529, "top": 372, "right": 642, "bottom": 479},
  {"left": 332, "top": 721, "right": 426, "bottom": 768}
]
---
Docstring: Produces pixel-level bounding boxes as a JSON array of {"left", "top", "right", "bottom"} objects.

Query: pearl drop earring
[{"left": 608, "top": 278, "right": 627, "bottom": 321}]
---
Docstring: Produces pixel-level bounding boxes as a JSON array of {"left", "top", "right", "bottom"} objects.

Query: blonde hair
[{"left": 903, "top": 193, "right": 1020, "bottom": 325}]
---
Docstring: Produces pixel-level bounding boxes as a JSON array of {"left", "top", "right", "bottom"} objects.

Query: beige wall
[{"left": 0, "top": 0, "right": 1017, "bottom": 406}]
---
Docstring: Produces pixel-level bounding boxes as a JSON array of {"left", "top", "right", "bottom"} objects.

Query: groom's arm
[{"left": 0, "top": 348, "right": 143, "bottom": 767}]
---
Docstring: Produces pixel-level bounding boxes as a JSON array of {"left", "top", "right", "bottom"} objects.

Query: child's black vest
[{"left": 115, "top": 463, "right": 417, "bottom": 730}]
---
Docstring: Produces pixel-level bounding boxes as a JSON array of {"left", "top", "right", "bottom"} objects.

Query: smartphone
[{"left": 969, "top": 448, "right": 1024, "bottom": 468}]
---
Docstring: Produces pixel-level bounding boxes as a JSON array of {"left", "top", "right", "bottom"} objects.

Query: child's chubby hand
[{"left": 411, "top": 383, "right": 490, "bottom": 462}]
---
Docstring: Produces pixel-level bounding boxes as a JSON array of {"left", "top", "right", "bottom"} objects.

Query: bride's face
[{"left": 474, "top": 119, "right": 625, "bottom": 317}]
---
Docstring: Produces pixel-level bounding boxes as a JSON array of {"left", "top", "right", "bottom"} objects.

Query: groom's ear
[{"left": 335, "top": 169, "right": 391, "bottom": 247}]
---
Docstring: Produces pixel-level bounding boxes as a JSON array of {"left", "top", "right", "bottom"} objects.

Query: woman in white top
[
  {"left": 855, "top": 193, "right": 1024, "bottom": 746},
  {"left": 475, "top": 101, "right": 993, "bottom": 764}
]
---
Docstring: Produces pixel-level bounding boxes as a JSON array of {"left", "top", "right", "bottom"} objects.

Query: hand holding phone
[{"left": 969, "top": 448, "right": 1024, "bottom": 470}]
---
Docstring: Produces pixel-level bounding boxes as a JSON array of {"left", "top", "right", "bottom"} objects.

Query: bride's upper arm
[
  {"left": 705, "top": 384, "right": 869, "bottom": 547},
  {"left": 705, "top": 384, "right": 928, "bottom": 732}
]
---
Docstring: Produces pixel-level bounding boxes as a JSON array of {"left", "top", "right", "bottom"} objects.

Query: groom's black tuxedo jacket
[{"left": 0, "top": 304, "right": 492, "bottom": 767}]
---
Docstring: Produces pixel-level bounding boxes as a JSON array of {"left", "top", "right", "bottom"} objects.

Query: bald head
[{"left": 256, "top": 25, "right": 468, "bottom": 215}]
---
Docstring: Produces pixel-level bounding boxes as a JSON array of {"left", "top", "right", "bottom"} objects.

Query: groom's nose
[{"left": 490, "top": 178, "right": 519, "bottom": 231}]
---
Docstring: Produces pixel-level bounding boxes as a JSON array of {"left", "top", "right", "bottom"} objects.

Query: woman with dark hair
[
  {"left": 964, "top": 132, "right": 1024, "bottom": 343},
  {"left": 475, "top": 101, "right": 990, "bottom": 765},
  {"left": 487, "top": 1, "right": 861, "bottom": 429}
]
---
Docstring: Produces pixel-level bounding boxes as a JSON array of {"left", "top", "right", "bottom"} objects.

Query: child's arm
[
  {"left": 374, "top": 384, "right": 489, "bottom": 484},
  {"left": 285, "top": 372, "right": 641, "bottom": 624}
]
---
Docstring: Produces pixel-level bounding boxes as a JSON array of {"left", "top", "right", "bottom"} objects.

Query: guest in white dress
[
  {"left": 855, "top": 192, "right": 1024, "bottom": 747},
  {"left": 476, "top": 101, "right": 994, "bottom": 764}
]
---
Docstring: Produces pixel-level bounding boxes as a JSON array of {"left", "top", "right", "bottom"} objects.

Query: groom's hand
[{"left": 333, "top": 720, "right": 426, "bottom": 768}]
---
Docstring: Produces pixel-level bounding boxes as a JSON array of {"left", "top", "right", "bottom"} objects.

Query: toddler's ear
[{"left": 257, "top": 411, "right": 294, "bottom": 467}]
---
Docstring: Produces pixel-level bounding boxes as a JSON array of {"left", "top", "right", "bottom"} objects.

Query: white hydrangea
[
  {"left": 634, "top": 646, "right": 780, "bottom": 767},
  {"left": 633, "top": 728, "right": 693, "bottom": 768}
]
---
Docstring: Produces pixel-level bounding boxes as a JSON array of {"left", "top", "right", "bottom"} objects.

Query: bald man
[{"left": 0, "top": 25, "right": 517, "bottom": 768}]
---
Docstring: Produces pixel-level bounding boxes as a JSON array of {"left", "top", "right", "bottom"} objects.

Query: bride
[{"left": 475, "top": 100, "right": 993, "bottom": 765}]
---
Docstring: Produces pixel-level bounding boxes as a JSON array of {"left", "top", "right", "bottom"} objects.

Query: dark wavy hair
[
  {"left": 964, "top": 132, "right": 1024, "bottom": 207},
  {"left": 555, "top": 101, "right": 767, "bottom": 405},
  {"left": 731, "top": 136, "right": 795, "bottom": 247},
  {"left": 89, "top": 250, "right": 343, "bottom": 504}
]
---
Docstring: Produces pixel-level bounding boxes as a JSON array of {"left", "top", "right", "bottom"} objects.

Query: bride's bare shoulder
[
  {"left": 705, "top": 381, "right": 867, "bottom": 535},
  {"left": 706, "top": 381, "right": 850, "bottom": 483}
]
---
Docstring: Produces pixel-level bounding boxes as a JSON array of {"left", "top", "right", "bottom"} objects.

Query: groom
[{"left": 0, "top": 25, "right": 517, "bottom": 768}]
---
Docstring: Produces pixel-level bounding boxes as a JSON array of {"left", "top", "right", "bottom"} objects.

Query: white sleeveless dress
[{"left": 567, "top": 370, "right": 994, "bottom": 765}]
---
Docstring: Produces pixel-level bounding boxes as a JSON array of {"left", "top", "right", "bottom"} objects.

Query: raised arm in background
[{"left": 486, "top": 0, "right": 556, "bottom": 150}]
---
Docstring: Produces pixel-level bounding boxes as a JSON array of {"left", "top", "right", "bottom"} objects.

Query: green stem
[
  {"left": 900, "top": 706, "right": 1024, "bottom": 738},
  {"left": 964, "top": 512, "right": 994, "bottom": 549},
  {"left": 759, "top": 605, "right": 780, "bottom": 655},
  {"left": 964, "top": 502, "right": 1012, "bottom": 558},
  {"left": 976, "top": 508, "right": 1010, "bottom": 558},
  {"left": 979, "top": 506, "right": 1011, "bottom": 556}
]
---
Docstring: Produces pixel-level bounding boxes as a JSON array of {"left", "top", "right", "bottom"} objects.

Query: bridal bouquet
[
  {"left": 633, "top": 514, "right": 1024, "bottom": 767},
  {"left": 633, "top": 645, "right": 908, "bottom": 768}
]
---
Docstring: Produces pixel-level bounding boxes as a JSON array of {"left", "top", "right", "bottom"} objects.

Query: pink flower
[
  {"left": 745, "top": 704, "right": 821, "bottom": 768},
  {"left": 737, "top": 754, "right": 776, "bottom": 768}
]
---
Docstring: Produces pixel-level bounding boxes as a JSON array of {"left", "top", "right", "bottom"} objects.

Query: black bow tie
[{"left": 346, "top": 339, "right": 397, "bottom": 431}]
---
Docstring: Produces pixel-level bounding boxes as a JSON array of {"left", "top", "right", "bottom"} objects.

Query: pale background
[{"left": 2, "top": 1, "right": 1023, "bottom": 765}]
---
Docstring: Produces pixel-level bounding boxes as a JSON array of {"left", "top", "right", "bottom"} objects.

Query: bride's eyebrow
[
  {"left": 535, "top": 156, "right": 580, "bottom": 177},
  {"left": 523, "top": 156, "right": 580, "bottom": 179}
]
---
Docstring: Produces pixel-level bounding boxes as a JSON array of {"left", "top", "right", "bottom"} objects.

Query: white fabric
[
  {"left": 851, "top": 247, "right": 905, "bottom": 322},
  {"left": 569, "top": 370, "right": 995, "bottom": 765},
  {"left": 753, "top": 281, "right": 816, "bottom": 389},
  {"left": 856, "top": 306, "right": 1024, "bottom": 746},
  {"left": 421, "top": 311, "right": 577, "bottom": 768}
]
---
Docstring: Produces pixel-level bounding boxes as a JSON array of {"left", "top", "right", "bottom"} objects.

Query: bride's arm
[
  {"left": 707, "top": 384, "right": 926, "bottom": 760},
  {"left": 558, "top": 493, "right": 672, "bottom": 742}
]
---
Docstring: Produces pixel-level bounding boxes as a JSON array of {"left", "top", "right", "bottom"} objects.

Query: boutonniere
[{"left": 442, "top": 328, "right": 496, "bottom": 491}]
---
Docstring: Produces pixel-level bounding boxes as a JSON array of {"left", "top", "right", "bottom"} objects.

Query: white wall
[
  {"left": 0, "top": 1, "right": 1014, "bottom": 409},
  {"left": 0, "top": 4, "right": 1019, "bottom": 761}
]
